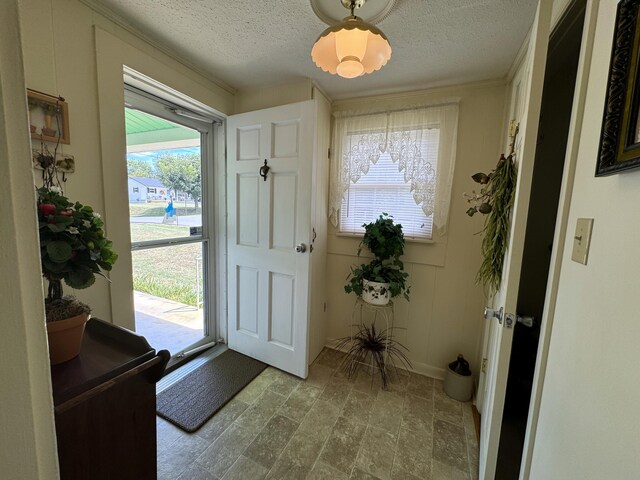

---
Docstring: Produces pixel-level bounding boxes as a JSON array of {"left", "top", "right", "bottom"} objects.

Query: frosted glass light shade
[
  {"left": 311, "top": 16, "right": 391, "bottom": 79},
  {"left": 335, "top": 27, "right": 369, "bottom": 64}
]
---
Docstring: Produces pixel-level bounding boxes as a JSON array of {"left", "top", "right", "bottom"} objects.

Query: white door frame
[
  {"left": 1, "top": 1, "right": 59, "bottom": 475},
  {"left": 519, "top": 0, "right": 600, "bottom": 477},
  {"left": 478, "top": 0, "right": 552, "bottom": 477},
  {"left": 124, "top": 85, "right": 220, "bottom": 354}
]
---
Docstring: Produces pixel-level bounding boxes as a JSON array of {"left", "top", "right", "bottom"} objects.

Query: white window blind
[
  {"left": 329, "top": 103, "right": 459, "bottom": 238},
  {"left": 340, "top": 128, "right": 440, "bottom": 239}
]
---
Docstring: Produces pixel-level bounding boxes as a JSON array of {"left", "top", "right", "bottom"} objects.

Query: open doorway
[
  {"left": 124, "top": 86, "right": 216, "bottom": 359},
  {"left": 494, "top": 1, "right": 586, "bottom": 477}
]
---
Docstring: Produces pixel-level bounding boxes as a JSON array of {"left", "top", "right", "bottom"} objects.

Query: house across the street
[{"left": 127, "top": 176, "right": 167, "bottom": 202}]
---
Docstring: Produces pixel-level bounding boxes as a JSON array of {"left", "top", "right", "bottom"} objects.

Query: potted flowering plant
[{"left": 37, "top": 185, "right": 118, "bottom": 364}]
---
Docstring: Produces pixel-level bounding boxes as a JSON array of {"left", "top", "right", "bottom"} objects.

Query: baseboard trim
[
  {"left": 472, "top": 404, "right": 481, "bottom": 442},
  {"left": 324, "top": 338, "right": 446, "bottom": 380}
]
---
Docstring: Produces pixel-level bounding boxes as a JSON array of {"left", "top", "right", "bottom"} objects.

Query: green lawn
[
  {"left": 129, "top": 201, "right": 202, "bottom": 217},
  {"left": 130, "top": 223, "right": 202, "bottom": 306},
  {"left": 129, "top": 223, "right": 190, "bottom": 243}
]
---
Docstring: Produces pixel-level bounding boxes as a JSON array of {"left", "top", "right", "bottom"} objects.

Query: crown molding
[{"left": 331, "top": 77, "right": 507, "bottom": 105}]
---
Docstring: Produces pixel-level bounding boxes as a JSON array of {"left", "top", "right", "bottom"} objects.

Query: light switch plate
[{"left": 571, "top": 218, "right": 594, "bottom": 265}]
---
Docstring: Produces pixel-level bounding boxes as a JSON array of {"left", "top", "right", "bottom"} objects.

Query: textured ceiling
[{"left": 92, "top": 0, "right": 538, "bottom": 99}]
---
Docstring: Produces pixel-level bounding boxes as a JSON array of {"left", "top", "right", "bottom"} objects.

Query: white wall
[
  {"left": 1, "top": 1, "right": 58, "bottom": 477},
  {"left": 530, "top": 1, "right": 640, "bottom": 477},
  {"left": 326, "top": 81, "right": 506, "bottom": 378},
  {"left": 18, "top": 0, "right": 235, "bottom": 327}
]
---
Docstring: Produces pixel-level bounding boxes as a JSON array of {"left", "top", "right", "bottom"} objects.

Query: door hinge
[{"left": 482, "top": 358, "right": 488, "bottom": 373}]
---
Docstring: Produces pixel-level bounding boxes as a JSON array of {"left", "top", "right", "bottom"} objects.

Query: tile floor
[{"left": 157, "top": 348, "right": 479, "bottom": 480}]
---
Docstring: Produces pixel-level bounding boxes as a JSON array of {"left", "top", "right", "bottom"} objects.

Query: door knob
[
  {"left": 484, "top": 306, "right": 503, "bottom": 322},
  {"left": 517, "top": 315, "right": 535, "bottom": 328},
  {"left": 295, "top": 243, "right": 307, "bottom": 253}
]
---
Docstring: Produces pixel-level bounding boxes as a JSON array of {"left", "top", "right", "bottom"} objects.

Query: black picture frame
[{"left": 597, "top": 0, "right": 640, "bottom": 176}]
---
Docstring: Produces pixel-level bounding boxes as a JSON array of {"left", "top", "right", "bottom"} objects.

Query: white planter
[{"left": 362, "top": 279, "right": 391, "bottom": 305}]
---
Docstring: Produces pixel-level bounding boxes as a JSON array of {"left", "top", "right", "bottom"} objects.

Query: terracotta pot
[
  {"left": 362, "top": 279, "right": 391, "bottom": 305},
  {"left": 46, "top": 313, "right": 90, "bottom": 365}
]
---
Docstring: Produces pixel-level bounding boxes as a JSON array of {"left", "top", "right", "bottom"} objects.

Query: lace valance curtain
[{"left": 329, "top": 103, "right": 459, "bottom": 235}]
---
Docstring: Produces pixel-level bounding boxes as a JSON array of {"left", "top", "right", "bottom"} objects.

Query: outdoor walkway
[{"left": 134, "top": 291, "right": 203, "bottom": 355}]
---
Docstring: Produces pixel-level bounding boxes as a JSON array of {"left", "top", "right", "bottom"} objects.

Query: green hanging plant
[{"left": 465, "top": 140, "right": 518, "bottom": 295}]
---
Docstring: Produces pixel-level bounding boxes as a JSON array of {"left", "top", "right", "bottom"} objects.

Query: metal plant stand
[{"left": 348, "top": 297, "right": 396, "bottom": 381}]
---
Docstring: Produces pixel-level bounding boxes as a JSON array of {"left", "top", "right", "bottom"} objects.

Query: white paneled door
[
  {"left": 477, "top": 2, "right": 552, "bottom": 479},
  {"left": 226, "top": 101, "right": 315, "bottom": 378}
]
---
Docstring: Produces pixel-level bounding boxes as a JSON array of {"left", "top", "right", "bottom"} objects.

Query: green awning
[{"left": 125, "top": 109, "right": 199, "bottom": 146}]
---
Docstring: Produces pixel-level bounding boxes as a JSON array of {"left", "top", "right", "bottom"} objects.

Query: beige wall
[
  {"left": 18, "top": 0, "right": 235, "bottom": 325},
  {"left": 530, "top": 1, "right": 640, "bottom": 477},
  {"left": 326, "top": 81, "right": 506, "bottom": 378},
  {"left": 551, "top": 0, "right": 572, "bottom": 28},
  {"left": 1, "top": 1, "right": 59, "bottom": 478},
  {"left": 234, "top": 79, "right": 314, "bottom": 114}
]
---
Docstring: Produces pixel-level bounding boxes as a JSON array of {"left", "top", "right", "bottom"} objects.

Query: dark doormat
[{"left": 156, "top": 349, "right": 267, "bottom": 432}]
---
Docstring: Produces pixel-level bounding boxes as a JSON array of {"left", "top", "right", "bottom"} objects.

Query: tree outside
[
  {"left": 154, "top": 153, "right": 201, "bottom": 210},
  {"left": 127, "top": 158, "right": 155, "bottom": 178}
]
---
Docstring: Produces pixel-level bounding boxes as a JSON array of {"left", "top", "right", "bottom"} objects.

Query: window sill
[
  {"left": 328, "top": 232, "right": 446, "bottom": 267},
  {"left": 336, "top": 231, "right": 436, "bottom": 245}
]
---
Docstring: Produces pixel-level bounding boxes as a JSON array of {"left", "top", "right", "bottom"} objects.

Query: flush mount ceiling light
[{"left": 311, "top": 0, "right": 392, "bottom": 79}]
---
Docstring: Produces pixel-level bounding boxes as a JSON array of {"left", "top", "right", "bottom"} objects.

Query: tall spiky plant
[{"left": 335, "top": 324, "right": 412, "bottom": 388}]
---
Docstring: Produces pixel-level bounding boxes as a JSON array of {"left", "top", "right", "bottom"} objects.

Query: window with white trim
[
  {"left": 340, "top": 127, "right": 439, "bottom": 239},
  {"left": 329, "top": 104, "right": 459, "bottom": 240}
]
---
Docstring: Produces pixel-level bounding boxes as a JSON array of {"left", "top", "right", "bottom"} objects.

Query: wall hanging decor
[
  {"left": 32, "top": 148, "right": 75, "bottom": 177},
  {"left": 597, "top": 0, "right": 640, "bottom": 176},
  {"left": 27, "top": 89, "right": 70, "bottom": 144},
  {"left": 465, "top": 126, "right": 518, "bottom": 295}
]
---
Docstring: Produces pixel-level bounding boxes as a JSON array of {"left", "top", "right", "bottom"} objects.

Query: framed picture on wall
[
  {"left": 597, "top": 0, "right": 640, "bottom": 176},
  {"left": 27, "top": 89, "right": 70, "bottom": 145}
]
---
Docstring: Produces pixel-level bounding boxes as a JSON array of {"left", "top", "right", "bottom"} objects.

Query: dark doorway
[{"left": 495, "top": 1, "right": 586, "bottom": 478}]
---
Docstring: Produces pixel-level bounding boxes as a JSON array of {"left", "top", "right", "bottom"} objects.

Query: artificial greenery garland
[{"left": 465, "top": 149, "right": 518, "bottom": 294}]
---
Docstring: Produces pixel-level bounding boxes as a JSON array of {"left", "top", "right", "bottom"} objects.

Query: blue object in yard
[{"left": 165, "top": 199, "right": 176, "bottom": 217}]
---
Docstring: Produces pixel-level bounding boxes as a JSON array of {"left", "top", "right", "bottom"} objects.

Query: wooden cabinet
[{"left": 50, "top": 319, "right": 169, "bottom": 480}]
